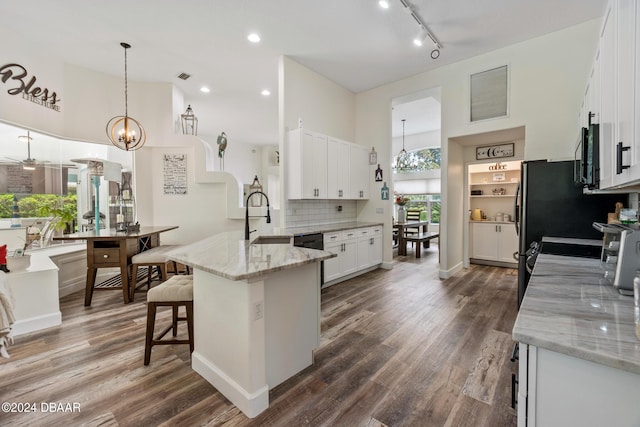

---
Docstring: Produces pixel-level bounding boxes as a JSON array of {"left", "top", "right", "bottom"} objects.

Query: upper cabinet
[
  {"left": 594, "top": 0, "right": 640, "bottom": 188},
  {"left": 327, "top": 137, "right": 351, "bottom": 199},
  {"left": 349, "top": 144, "right": 370, "bottom": 200},
  {"left": 287, "top": 129, "right": 369, "bottom": 200},
  {"left": 287, "top": 128, "right": 328, "bottom": 199}
]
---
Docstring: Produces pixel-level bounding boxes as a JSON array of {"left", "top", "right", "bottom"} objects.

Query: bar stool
[
  {"left": 144, "top": 274, "right": 194, "bottom": 365},
  {"left": 130, "top": 245, "right": 178, "bottom": 301}
]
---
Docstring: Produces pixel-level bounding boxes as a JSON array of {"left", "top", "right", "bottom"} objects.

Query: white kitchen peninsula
[{"left": 166, "top": 231, "right": 334, "bottom": 418}]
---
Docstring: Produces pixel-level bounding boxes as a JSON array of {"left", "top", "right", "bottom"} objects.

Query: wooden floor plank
[{"left": 0, "top": 246, "right": 518, "bottom": 426}]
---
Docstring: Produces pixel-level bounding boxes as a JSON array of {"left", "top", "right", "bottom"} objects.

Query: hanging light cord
[{"left": 122, "top": 42, "right": 130, "bottom": 119}]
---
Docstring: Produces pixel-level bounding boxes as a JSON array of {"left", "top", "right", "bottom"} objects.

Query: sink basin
[{"left": 251, "top": 235, "right": 292, "bottom": 245}]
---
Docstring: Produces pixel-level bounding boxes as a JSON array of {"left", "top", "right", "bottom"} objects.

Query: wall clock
[{"left": 475, "top": 143, "right": 514, "bottom": 160}]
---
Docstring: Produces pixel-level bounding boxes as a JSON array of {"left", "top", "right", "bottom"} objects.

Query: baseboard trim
[
  {"left": 439, "top": 261, "right": 463, "bottom": 279},
  {"left": 12, "top": 311, "right": 62, "bottom": 336},
  {"left": 192, "top": 352, "right": 269, "bottom": 418}
]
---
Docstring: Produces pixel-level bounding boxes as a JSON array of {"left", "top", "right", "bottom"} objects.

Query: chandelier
[{"left": 106, "top": 42, "right": 147, "bottom": 151}]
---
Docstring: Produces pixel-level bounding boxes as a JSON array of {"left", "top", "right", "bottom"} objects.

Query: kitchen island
[
  {"left": 513, "top": 253, "right": 640, "bottom": 427},
  {"left": 166, "top": 231, "right": 334, "bottom": 418}
]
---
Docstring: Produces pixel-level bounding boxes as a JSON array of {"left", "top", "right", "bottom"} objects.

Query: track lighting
[{"left": 396, "top": 0, "right": 442, "bottom": 59}]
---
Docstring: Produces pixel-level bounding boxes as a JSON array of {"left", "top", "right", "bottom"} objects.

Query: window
[
  {"left": 0, "top": 124, "right": 133, "bottom": 249},
  {"left": 393, "top": 147, "right": 441, "bottom": 172},
  {"left": 406, "top": 194, "right": 440, "bottom": 224}
]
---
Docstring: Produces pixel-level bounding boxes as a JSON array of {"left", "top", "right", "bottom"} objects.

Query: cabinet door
[
  {"left": 323, "top": 241, "right": 343, "bottom": 282},
  {"left": 327, "top": 137, "right": 351, "bottom": 199},
  {"left": 600, "top": 2, "right": 615, "bottom": 189},
  {"left": 471, "top": 223, "right": 498, "bottom": 260},
  {"left": 613, "top": 0, "right": 638, "bottom": 185},
  {"left": 355, "top": 227, "right": 375, "bottom": 270},
  {"left": 349, "top": 145, "right": 370, "bottom": 199},
  {"left": 369, "top": 228, "right": 383, "bottom": 266},
  {"left": 342, "top": 240, "right": 358, "bottom": 275},
  {"left": 497, "top": 224, "right": 518, "bottom": 263},
  {"left": 301, "top": 132, "right": 328, "bottom": 198}
]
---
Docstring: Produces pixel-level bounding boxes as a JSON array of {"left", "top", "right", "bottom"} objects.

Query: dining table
[
  {"left": 393, "top": 220, "right": 430, "bottom": 256},
  {"left": 53, "top": 225, "right": 178, "bottom": 305}
]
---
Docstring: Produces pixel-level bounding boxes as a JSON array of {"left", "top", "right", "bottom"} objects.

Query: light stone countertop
[
  {"left": 284, "top": 221, "right": 383, "bottom": 236},
  {"left": 513, "top": 253, "right": 640, "bottom": 374},
  {"left": 166, "top": 230, "right": 335, "bottom": 281}
]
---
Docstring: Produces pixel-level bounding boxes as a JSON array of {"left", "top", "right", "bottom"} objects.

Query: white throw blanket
[{"left": 0, "top": 271, "right": 15, "bottom": 358}]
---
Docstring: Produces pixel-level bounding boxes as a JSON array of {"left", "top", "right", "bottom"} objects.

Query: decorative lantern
[
  {"left": 181, "top": 104, "right": 198, "bottom": 135},
  {"left": 248, "top": 175, "right": 263, "bottom": 207}
]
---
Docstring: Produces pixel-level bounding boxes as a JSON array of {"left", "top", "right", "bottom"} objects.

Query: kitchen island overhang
[{"left": 166, "top": 231, "right": 335, "bottom": 418}]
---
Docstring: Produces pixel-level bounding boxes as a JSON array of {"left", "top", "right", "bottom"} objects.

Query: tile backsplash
[{"left": 286, "top": 200, "right": 357, "bottom": 227}]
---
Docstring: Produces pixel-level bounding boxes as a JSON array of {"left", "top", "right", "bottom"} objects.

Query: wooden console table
[{"left": 53, "top": 226, "right": 178, "bottom": 306}]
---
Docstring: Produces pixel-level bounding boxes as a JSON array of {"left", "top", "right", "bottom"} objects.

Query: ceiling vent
[
  {"left": 177, "top": 72, "right": 191, "bottom": 80},
  {"left": 470, "top": 65, "right": 508, "bottom": 122}
]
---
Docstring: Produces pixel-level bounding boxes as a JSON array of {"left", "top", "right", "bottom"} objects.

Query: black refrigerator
[{"left": 516, "top": 160, "right": 623, "bottom": 307}]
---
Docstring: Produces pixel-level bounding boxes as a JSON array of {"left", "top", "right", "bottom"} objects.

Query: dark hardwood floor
[{"left": 0, "top": 245, "right": 518, "bottom": 427}]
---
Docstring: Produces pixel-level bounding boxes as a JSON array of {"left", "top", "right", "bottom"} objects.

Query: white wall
[
  {"left": 355, "top": 19, "right": 601, "bottom": 276},
  {"left": 279, "top": 56, "right": 361, "bottom": 227}
]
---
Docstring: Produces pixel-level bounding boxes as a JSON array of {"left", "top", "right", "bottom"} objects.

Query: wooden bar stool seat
[
  {"left": 130, "top": 245, "right": 178, "bottom": 301},
  {"left": 144, "top": 274, "right": 194, "bottom": 365}
]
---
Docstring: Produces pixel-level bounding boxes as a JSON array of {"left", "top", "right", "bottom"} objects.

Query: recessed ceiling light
[
  {"left": 200, "top": 86, "right": 210, "bottom": 93},
  {"left": 261, "top": 89, "right": 271, "bottom": 96},
  {"left": 379, "top": 1, "right": 389, "bottom": 9},
  {"left": 248, "top": 33, "right": 261, "bottom": 43}
]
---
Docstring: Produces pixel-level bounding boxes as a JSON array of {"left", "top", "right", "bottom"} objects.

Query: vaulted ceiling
[{"left": 1, "top": 1, "right": 605, "bottom": 147}]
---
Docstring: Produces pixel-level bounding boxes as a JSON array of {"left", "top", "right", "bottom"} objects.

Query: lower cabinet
[
  {"left": 518, "top": 343, "right": 640, "bottom": 427},
  {"left": 323, "top": 226, "right": 382, "bottom": 285},
  {"left": 470, "top": 222, "right": 517, "bottom": 265}
]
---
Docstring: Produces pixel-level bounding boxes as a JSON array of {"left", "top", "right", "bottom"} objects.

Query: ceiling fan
[
  {"left": 1, "top": 131, "right": 38, "bottom": 170},
  {"left": 1, "top": 131, "right": 56, "bottom": 170}
]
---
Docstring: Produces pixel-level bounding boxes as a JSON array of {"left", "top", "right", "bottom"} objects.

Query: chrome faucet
[{"left": 245, "top": 191, "right": 271, "bottom": 240}]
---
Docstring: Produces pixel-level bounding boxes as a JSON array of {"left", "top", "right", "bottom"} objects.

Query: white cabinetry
[
  {"left": 323, "top": 230, "right": 357, "bottom": 282},
  {"left": 596, "top": 0, "right": 640, "bottom": 188},
  {"left": 518, "top": 344, "right": 640, "bottom": 427},
  {"left": 599, "top": 1, "right": 615, "bottom": 189},
  {"left": 350, "top": 144, "right": 370, "bottom": 199},
  {"left": 470, "top": 222, "right": 517, "bottom": 265},
  {"left": 327, "top": 137, "right": 351, "bottom": 199},
  {"left": 287, "top": 129, "right": 369, "bottom": 200},
  {"left": 613, "top": 0, "right": 640, "bottom": 185},
  {"left": 355, "top": 225, "right": 382, "bottom": 270},
  {"left": 287, "top": 129, "right": 327, "bottom": 199},
  {"left": 323, "top": 226, "right": 382, "bottom": 285}
]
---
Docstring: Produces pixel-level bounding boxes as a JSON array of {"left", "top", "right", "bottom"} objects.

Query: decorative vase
[{"left": 397, "top": 205, "right": 407, "bottom": 223}]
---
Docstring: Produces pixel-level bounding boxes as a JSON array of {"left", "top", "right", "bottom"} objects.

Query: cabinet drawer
[
  {"left": 355, "top": 227, "right": 370, "bottom": 238},
  {"left": 93, "top": 248, "right": 121, "bottom": 265},
  {"left": 324, "top": 232, "right": 342, "bottom": 245},
  {"left": 370, "top": 226, "right": 382, "bottom": 236},
  {"left": 341, "top": 229, "right": 358, "bottom": 240}
]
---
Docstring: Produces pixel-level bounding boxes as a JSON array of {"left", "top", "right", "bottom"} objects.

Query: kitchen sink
[{"left": 251, "top": 235, "right": 292, "bottom": 245}]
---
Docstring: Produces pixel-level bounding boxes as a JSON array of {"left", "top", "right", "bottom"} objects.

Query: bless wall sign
[{"left": 0, "top": 62, "right": 61, "bottom": 112}]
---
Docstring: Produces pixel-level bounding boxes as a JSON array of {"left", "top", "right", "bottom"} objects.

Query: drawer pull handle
[{"left": 103, "top": 254, "right": 109, "bottom": 258}]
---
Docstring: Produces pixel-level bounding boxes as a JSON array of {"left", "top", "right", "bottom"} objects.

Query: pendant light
[
  {"left": 395, "top": 119, "right": 410, "bottom": 171},
  {"left": 106, "top": 42, "right": 147, "bottom": 151},
  {"left": 181, "top": 104, "right": 198, "bottom": 135}
]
